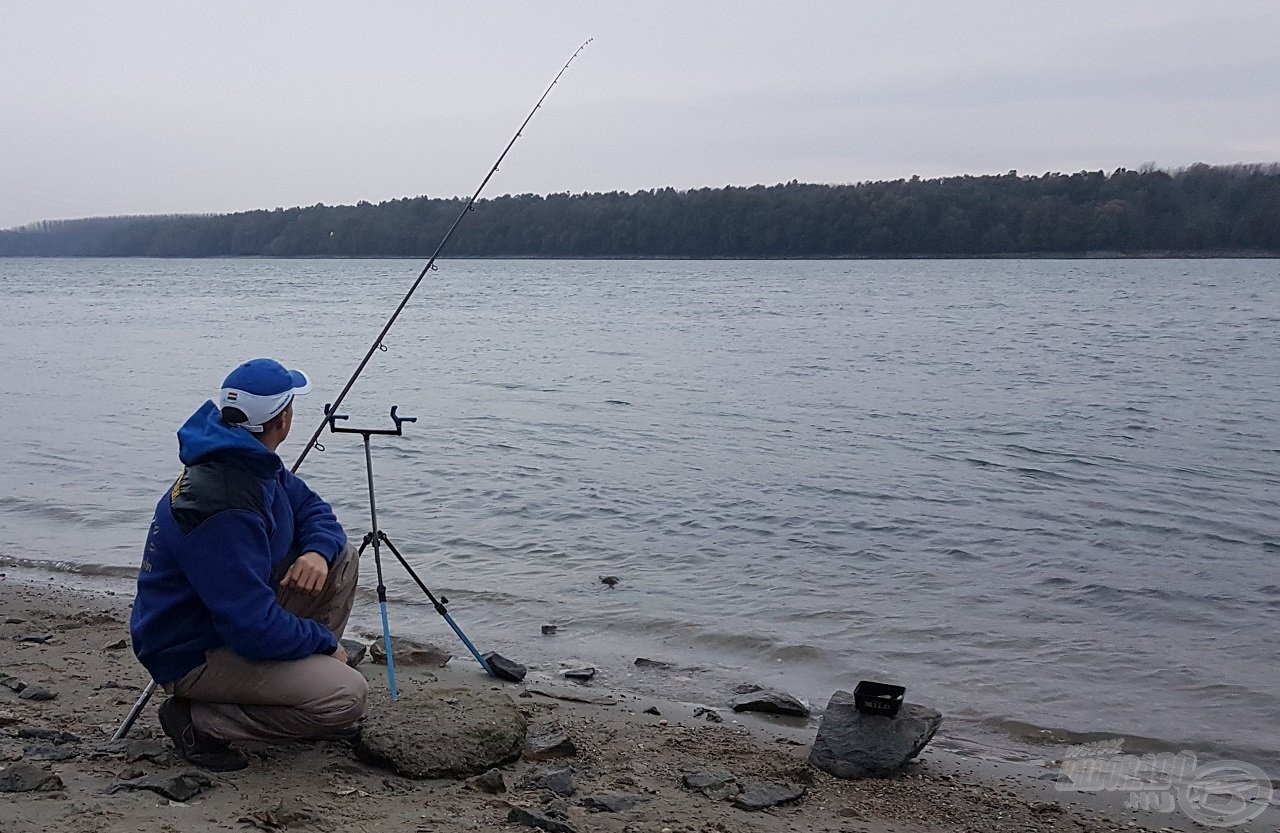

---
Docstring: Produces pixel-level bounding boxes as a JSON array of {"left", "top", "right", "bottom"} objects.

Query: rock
[
  {"left": 369, "top": 636, "right": 451, "bottom": 667},
  {"left": 598, "top": 575, "right": 619, "bottom": 587},
  {"left": 730, "top": 689, "right": 809, "bottom": 717},
  {"left": 732, "top": 781, "right": 806, "bottom": 811},
  {"left": 681, "top": 770, "right": 739, "bottom": 799},
  {"left": 239, "top": 798, "right": 325, "bottom": 831},
  {"left": 693, "top": 707, "right": 723, "bottom": 723},
  {"left": 22, "top": 744, "right": 76, "bottom": 762},
  {"left": 468, "top": 768, "right": 507, "bottom": 793},
  {"left": 528, "top": 766, "right": 576, "bottom": 797},
  {"left": 541, "top": 625, "right": 558, "bottom": 635},
  {"left": 543, "top": 798, "right": 571, "bottom": 818},
  {"left": 633, "top": 657, "right": 671, "bottom": 670},
  {"left": 733, "top": 683, "right": 764, "bottom": 695},
  {"left": 0, "top": 710, "right": 18, "bottom": 727},
  {"left": 110, "top": 771, "right": 214, "bottom": 802},
  {"left": 14, "top": 634, "right": 53, "bottom": 644},
  {"left": 339, "top": 638, "right": 367, "bottom": 668},
  {"left": 642, "top": 706, "right": 661, "bottom": 716},
  {"left": 808, "top": 691, "right": 943, "bottom": 779},
  {"left": 484, "top": 652, "right": 527, "bottom": 682},
  {"left": 103, "top": 638, "right": 128, "bottom": 650},
  {"left": 507, "top": 806, "right": 577, "bottom": 833},
  {"left": 523, "top": 729, "right": 577, "bottom": 761},
  {"left": 125, "top": 739, "right": 170, "bottom": 763},
  {"left": 527, "top": 686, "right": 616, "bottom": 706},
  {"left": 3, "top": 617, "right": 24, "bottom": 624},
  {"left": 0, "top": 762, "right": 64, "bottom": 792},
  {"left": 582, "top": 794, "right": 639, "bottom": 812},
  {"left": 562, "top": 667, "right": 595, "bottom": 682},
  {"left": 354, "top": 686, "right": 526, "bottom": 779},
  {"left": 18, "top": 686, "right": 56, "bottom": 702},
  {"left": 17, "top": 728, "right": 80, "bottom": 744},
  {"left": 0, "top": 676, "right": 26, "bottom": 693}
]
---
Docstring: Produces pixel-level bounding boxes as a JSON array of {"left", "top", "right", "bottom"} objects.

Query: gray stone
[
  {"left": 808, "top": 691, "right": 942, "bottom": 779},
  {"left": 0, "top": 762, "right": 64, "bottom": 792},
  {"left": 543, "top": 798, "right": 571, "bottom": 817},
  {"left": 693, "top": 707, "right": 724, "bottom": 723},
  {"left": 733, "top": 781, "right": 805, "bottom": 811},
  {"left": 18, "top": 686, "right": 56, "bottom": 701},
  {"left": 527, "top": 686, "right": 616, "bottom": 706},
  {"left": 733, "top": 683, "right": 764, "bottom": 695},
  {"left": 731, "top": 689, "right": 809, "bottom": 717},
  {"left": 562, "top": 666, "right": 595, "bottom": 682},
  {"left": 642, "top": 706, "right": 661, "bottom": 716},
  {"left": 681, "top": 770, "right": 740, "bottom": 799},
  {"left": 524, "top": 729, "right": 577, "bottom": 761},
  {"left": 17, "top": 728, "right": 79, "bottom": 744},
  {"left": 633, "top": 657, "right": 671, "bottom": 669},
  {"left": 103, "top": 638, "right": 128, "bottom": 650},
  {"left": 582, "top": 794, "right": 639, "bottom": 812},
  {"left": 467, "top": 767, "right": 507, "bottom": 793},
  {"left": 239, "top": 798, "right": 325, "bottom": 831},
  {"left": 109, "top": 771, "right": 214, "bottom": 802},
  {"left": 125, "top": 739, "right": 170, "bottom": 763},
  {"left": 598, "top": 575, "right": 619, "bottom": 587},
  {"left": 529, "top": 766, "right": 576, "bottom": 797},
  {"left": 355, "top": 686, "right": 526, "bottom": 779},
  {"left": 0, "top": 676, "right": 26, "bottom": 693},
  {"left": 22, "top": 743, "right": 76, "bottom": 762},
  {"left": 14, "top": 634, "right": 53, "bottom": 644},
  {"left": 339, "top": 638, "right": 367, "bottom": 668},
  {"left": 484, "top": 652, "right": 527, "bottom": 682},
  {"left": 540, "top": 624, "right": 558, "bottom": 635},
  {"left": 507, "top": 807, "right": 577, "bottom": 833},
  {"left": 369, "top": 636, "right": 451, "bottom": 667}
]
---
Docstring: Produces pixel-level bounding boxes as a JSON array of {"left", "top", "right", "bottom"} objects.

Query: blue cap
[{"left": 217, "top": 358, "right": 312, "bottom": 432}]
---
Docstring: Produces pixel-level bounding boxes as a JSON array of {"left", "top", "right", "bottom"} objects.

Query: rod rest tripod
[{"left": 324, "top": 404, "right": 495, "bottom": 699}]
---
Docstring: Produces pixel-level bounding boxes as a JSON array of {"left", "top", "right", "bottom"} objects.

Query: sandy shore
[{"left": 0, "top": 578, "right": 1209, "bottom": 833}]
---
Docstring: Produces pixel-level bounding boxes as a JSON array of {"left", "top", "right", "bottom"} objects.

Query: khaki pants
[{"left": 169, "top": 543, "right": 369, "bottom": 743}]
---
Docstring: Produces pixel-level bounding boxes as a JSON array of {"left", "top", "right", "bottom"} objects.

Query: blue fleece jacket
[{"left": 130, "top": 401, "right": 347, "bottom": 684}]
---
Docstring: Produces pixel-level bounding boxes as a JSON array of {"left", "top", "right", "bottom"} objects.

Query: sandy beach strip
[{"left": 0, "top": 577, "right": 1191, "bottom": 833}]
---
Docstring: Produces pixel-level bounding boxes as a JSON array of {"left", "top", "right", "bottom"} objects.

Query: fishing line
[{"left": 291, "top": 38, "right": 593, "bottom": 474}]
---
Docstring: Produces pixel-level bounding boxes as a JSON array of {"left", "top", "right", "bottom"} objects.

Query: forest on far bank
[{"left": 2, "top": 163, "right": 1278, "bottom": 258}]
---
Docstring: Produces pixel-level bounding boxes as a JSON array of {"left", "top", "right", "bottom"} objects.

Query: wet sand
[{"left": 0, "top": 578, "right": 1212, "bottom": 833}]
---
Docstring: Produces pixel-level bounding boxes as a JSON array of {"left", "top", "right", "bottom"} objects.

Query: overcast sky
[{"left": 2, "top": 1, "right": 1278, "bottom": 229}]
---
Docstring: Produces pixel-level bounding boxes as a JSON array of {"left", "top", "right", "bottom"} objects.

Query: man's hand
[
  {"left": 331, "top": 644, "right": 349, "bottom": 665},
  {"left": 281, "top": 552, "right": 329, "bottom": 596}
]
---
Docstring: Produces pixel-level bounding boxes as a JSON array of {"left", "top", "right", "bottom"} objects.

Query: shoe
[{"left": 157, "top": 696, "right": 249, "bottom": 772}]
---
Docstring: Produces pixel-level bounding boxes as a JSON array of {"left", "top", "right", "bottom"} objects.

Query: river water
[{"left": 0, "top": 257, "right": 1276, "bottom": 772}]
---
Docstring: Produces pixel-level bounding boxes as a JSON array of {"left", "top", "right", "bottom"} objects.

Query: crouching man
[{"left": 130, "top": 358, "right": 368, "bottom": 771}]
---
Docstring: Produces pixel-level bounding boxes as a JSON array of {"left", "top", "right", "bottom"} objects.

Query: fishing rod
[
  {"left": 112, "top": 40, "right": 592, "bottom": 742},
  {"left": 291, "top": 37, "right": 592, "bottom": 474}
]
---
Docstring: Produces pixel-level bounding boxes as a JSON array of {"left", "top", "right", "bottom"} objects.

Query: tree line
[{"left": 3, "top": 164, "right": 1278, "bottom": 258}]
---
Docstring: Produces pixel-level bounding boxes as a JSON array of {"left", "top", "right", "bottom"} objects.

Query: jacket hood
[{"left": 177, "top": 400, "right": 282, "bottom": 472}]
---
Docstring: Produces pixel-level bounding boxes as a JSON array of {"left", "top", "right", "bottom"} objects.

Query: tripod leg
[
  {"left": 378, "top": 533, "right": 496, "bottom": 678},
  {"left": 112, "top": 679, "right": 158, "bottom": 741},
  {"left": 377, "top": 588, "right": 399, "bottom": 700}
]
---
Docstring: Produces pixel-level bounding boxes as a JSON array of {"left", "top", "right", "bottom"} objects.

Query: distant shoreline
[{"left": 5, "top": 166, "right": 1278, "bottom": 259}]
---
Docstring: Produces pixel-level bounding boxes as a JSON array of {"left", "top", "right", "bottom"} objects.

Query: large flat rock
[
  {"left": 355, "top": 686, "right": 527, "bottom": 779},
  {"left": 808, "top": 690, "right": 942, "bottom": 779}
]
